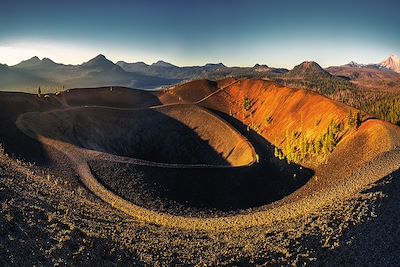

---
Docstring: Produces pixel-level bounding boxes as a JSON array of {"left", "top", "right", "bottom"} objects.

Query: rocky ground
[
  {"left": 1, "top": 81, "right": 400, "bottom": 265},
  {"left": 1, "top": 148, "right": 399, "bottom": 266}
]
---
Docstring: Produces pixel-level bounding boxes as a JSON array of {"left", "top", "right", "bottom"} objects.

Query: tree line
[{"left": 360, "top": 95, "right": 400, "bottom": 126}]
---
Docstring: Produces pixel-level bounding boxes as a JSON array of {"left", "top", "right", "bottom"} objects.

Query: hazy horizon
[
  {"left": 0, "top": 0, "right": 399, "bottom": 68},
  {"left": 1, "top": 53, "right": 398, "bottom": 70}
]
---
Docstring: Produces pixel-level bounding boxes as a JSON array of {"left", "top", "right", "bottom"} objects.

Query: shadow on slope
[
  {"left": 0, "top": 92, "right": 60, "bottom": 165},
  {"left": 0, "top": 88, "right": 162, "bottom": 165},
  {"left": 61, "top": 86, "right": 162, "bottom": 108},
  {"left": 17, "top": 106, "right": 256, "bottom": 166},
  {"left": 87, "top": 109, "right": 313, "bottom": 216}
]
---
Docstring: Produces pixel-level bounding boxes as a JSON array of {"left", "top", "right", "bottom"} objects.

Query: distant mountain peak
[
  {"left": 253, "top": 63, "right": 269, "bottom": 68},
  {"left": 344, "top": 61, "right": 366, "bottom": 68},
  {"left": 95, "top": 54, "right": 106, "bottom": 59},
  {"left": 380, "top": 54, "right": 400, "bottom": 73},
  {"left": 301, "top": 61, "right": 321, "bottom": 67},
  {"left": 13, "top": 56, "right": 42, "bottom": 68},
  {"left": 26, "top": 56, "right": 40, "bottom": 63},
  {"left": 41, "top": 57, "right": 57, "bottom": 65},
  {"left": 85, "top": 54, "right": 109, "bottom": 63},
  {"left": 82, "top": 54, "right": 115, "bottom": 67},
  {"left": 287, "top": 61, "right": 331, "bottom": 77},
  {"left": 152, "top": 60, "right": 176, "bottom": 68},
  {"left": 204, "top": 63, "right": 226, "bottom": 68},
  {"left": 29, "top": 56, "right": 40, "bottom": 61},
  {"left": 117, "top": 60, "right": 149, "bottom": 66}
]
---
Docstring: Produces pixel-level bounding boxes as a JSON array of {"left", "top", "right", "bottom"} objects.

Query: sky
[{"left": 0, "top": 0, "right": 399, "bottom": 68}]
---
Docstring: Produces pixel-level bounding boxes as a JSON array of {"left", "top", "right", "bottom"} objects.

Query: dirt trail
[
  {"left": 2, "top": 79, "right": 400, "bottom": 265},
  {"left": 16, "top": 116, "right": 400, "bottom": 230},
  {"left": 9, "top": 78, "right": 400, "bottom": 231}
]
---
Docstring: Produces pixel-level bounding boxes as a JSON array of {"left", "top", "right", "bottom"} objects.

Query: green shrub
[
  {"left": 243, "top": 96, "right": 252, "bottom": 111},
  {"left": 275, "top": 120, "right": 345, "bottom": 164},
  {"left": 265, "top": 116, "right": 273, "bottom": 125},
  {"left": 348, "top": 111, "right": 362, "bottom": 129}
]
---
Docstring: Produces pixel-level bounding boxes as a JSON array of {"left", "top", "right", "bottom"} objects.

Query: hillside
[
  {"left": 326, "top": 62, "right": 400, "bottom": 108},
  {"left": 2, "top": 54, "right": 399, "bottom": 102},
  {"left": 286, "top": 61, "right": 331, "bottom": 78},
  {"left": 117, "top": 60, "right": 228, "bottom": 80},
  {"left": 1, "top": 55, "right": 400, "bottom": 129},
  {"left": 0, "top": 79, "right": 399, "bottom": 265},
  {"left": 273, "top": 61, "right": 357, "bottom": 97}
]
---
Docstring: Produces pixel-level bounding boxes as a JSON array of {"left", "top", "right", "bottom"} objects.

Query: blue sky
[{"left": 0, "top": 0, "right": 399, "bottom": 68}]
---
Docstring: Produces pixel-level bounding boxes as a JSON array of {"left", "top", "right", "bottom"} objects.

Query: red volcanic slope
[{"left": 160, "top": 79, "right": 375, "bottom": 166}]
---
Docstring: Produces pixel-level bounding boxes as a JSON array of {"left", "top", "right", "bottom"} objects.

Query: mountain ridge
[
  {"left": 0, "top": 54, "right": 399, "bottom": 92},
  {"left": 5, "top": 53, "right": 400, "bottom": 71}
]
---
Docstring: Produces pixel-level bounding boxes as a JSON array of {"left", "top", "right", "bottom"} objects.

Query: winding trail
[
  {"left": 13, "top": 81, "right": 400, "bottom": 230},
  {"left": 17, "top": 132, "right": 400, "bottom": 230}
]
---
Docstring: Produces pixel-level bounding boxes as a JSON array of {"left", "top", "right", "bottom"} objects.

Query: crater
[
  {"left": 17, "top": 104, "right": 256, "bottom": 166},
  {"left": 87, "top": 158, "right": 313, "bottom": 216},
  {"left": 8, "top": 78, "right": 400, "bottom": 228},
  {"left": 17, "top": 103, "right": 313, "bottom": 216}
]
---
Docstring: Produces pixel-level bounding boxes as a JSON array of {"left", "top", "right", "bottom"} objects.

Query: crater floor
[{"left": 17, "top": 103, "right": 313, "bottom": 217}]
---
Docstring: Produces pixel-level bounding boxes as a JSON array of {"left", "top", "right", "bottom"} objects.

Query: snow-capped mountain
[{"left": 380, "top": 54, "right": 400, "bottom": 73}]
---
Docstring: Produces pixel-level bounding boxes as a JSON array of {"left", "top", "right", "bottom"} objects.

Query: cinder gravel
[
  {"left": 1, "top": 80, "right": 400, "bottom": 265},
  {"left": 1, "top": 151, "right": 399, "bottom": 266}
]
